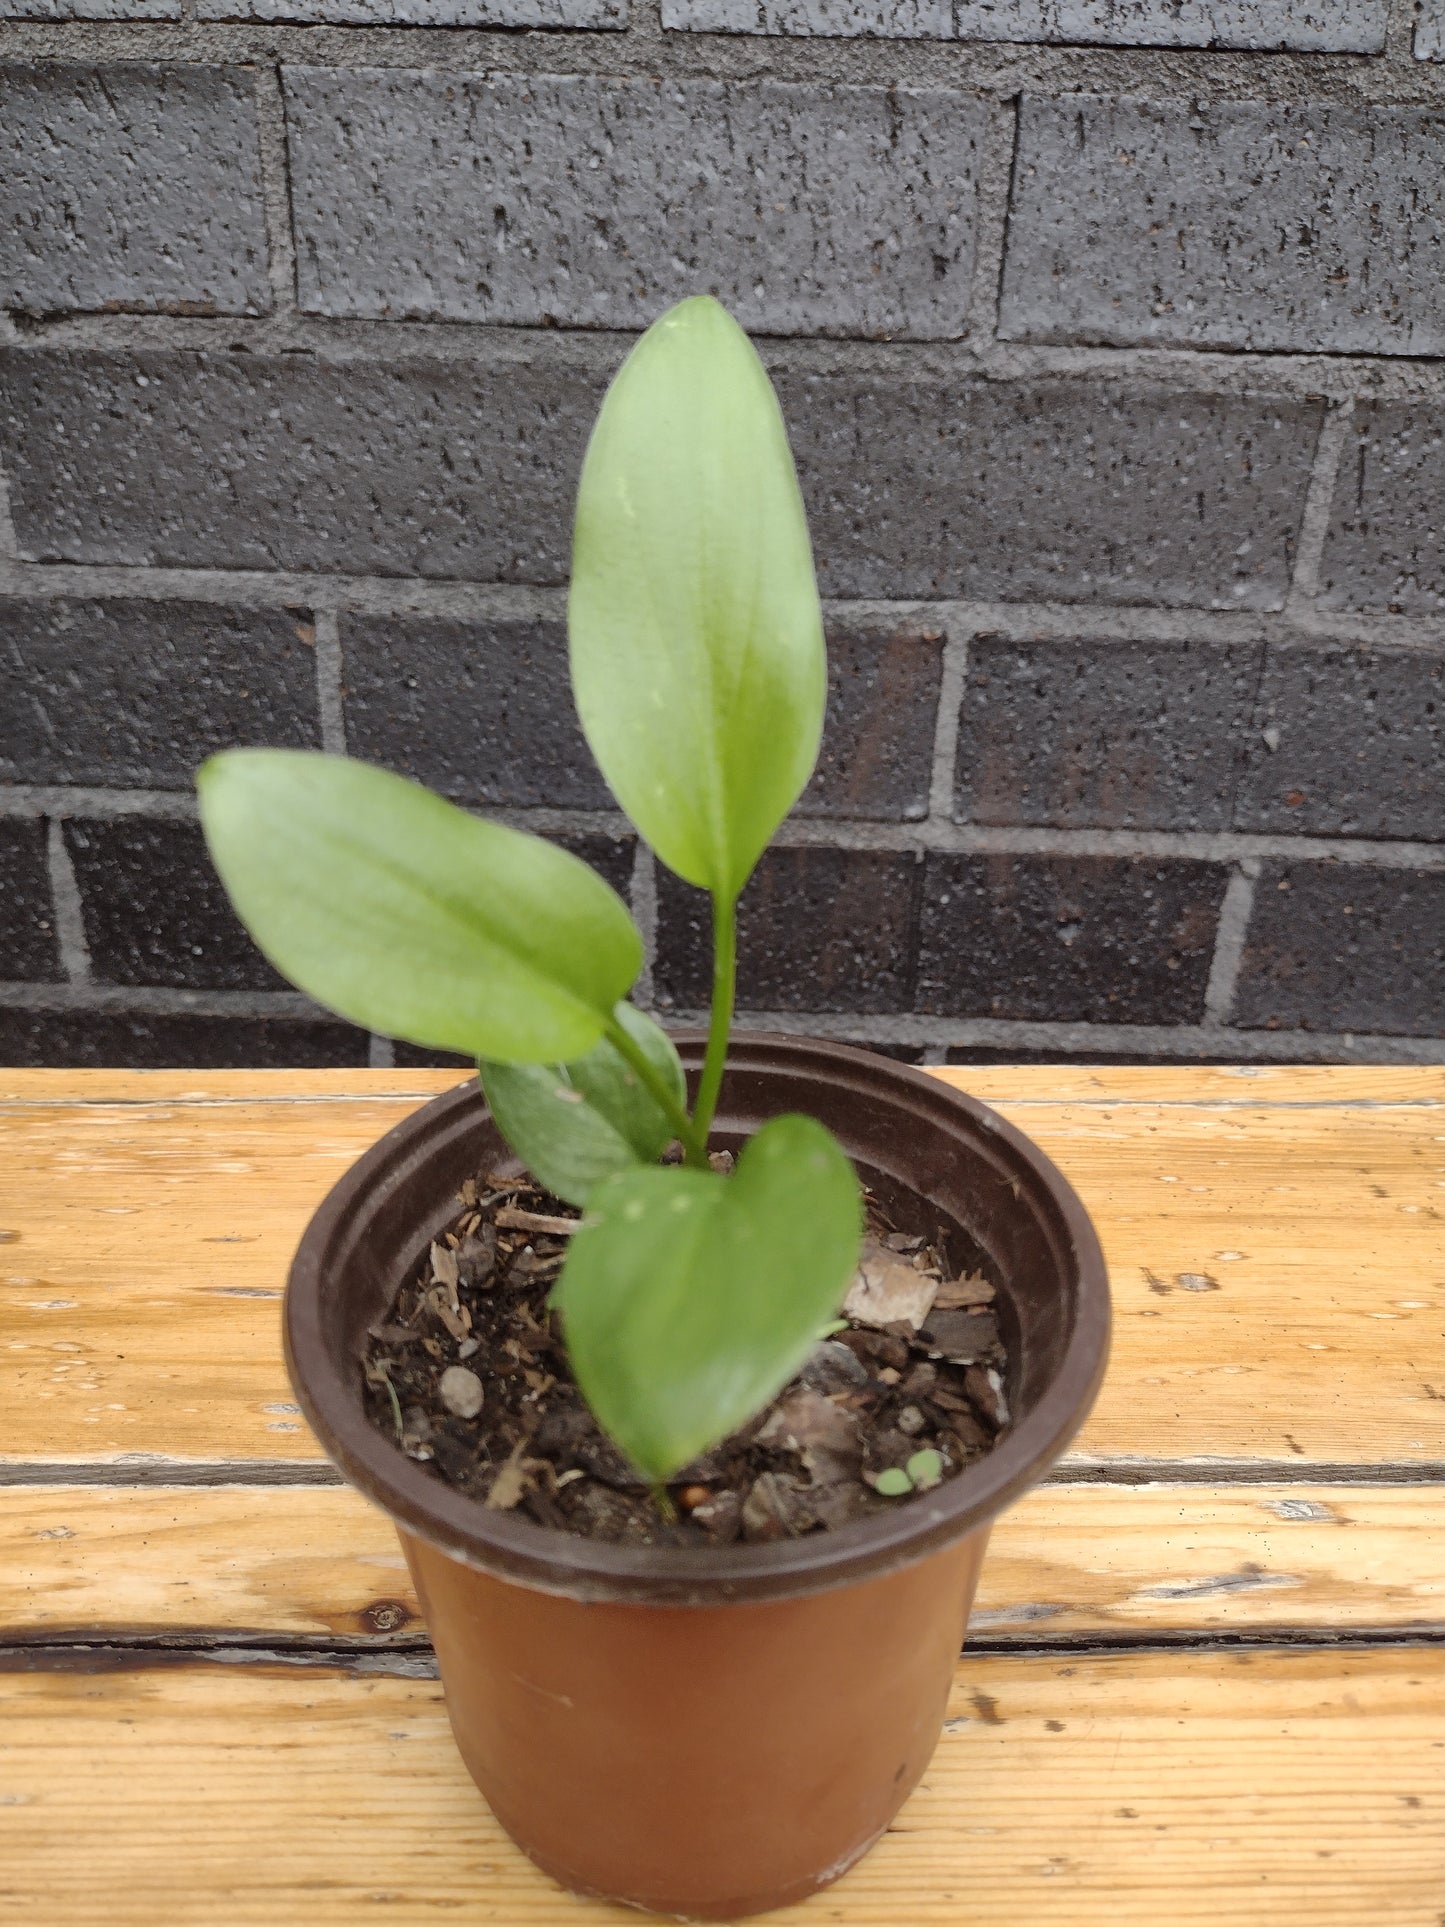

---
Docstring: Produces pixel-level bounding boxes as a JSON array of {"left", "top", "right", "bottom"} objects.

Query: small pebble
[
  {"left": 896, "top": 1404, "right": 926, "bottom": 1436},
  {"left": 877, "top": 1366, "right": 902, "bottom": 1386},
  {"left": 456, "top": 1336, "right": 481, "bottom": 1361},
  {"left": 439, "top": 1365, "right": 484, "bottom": 1420},
  {"left": 677, "top": 1484, "right": 712, "bottom": 1512}
]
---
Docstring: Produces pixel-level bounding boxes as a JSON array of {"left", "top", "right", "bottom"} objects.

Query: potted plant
[{"left": 198, "top": 296, "right": 1110, "bottom": 1920}]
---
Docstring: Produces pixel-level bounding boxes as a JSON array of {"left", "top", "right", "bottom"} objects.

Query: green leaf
[
  {"left": 197, "top": 749, "right": 641, "bottom": 1062},
  {"left": 906, "top": 1448, "right": 944, "bottom": 1492},
  {"left": 553, "top": 1113, "right": 861, "bottom": 1482},
  {"left": 569, "top": 296, "right": 826, "bottom": 905},
  {"left": 874, "top": 1468, "right": 913, "bottom": 1498},
  {"left": 480, "top": 1004, "right": 686, "bottom": 1209}
]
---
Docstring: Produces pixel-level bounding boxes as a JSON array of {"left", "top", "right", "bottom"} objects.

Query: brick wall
[{"left": 1, "top": 4, "right": 1442, "bottom": 1069}]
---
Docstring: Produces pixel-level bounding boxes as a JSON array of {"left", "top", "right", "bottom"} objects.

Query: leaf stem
[
  {"left": 604, "top": 1011, "right": 707, "bottom": 1168},
  {"left": 691, "top": 891, "right": 736, "bottom": 1156}
]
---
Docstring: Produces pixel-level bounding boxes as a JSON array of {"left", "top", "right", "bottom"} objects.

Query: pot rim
[{"left": 285, "top": 1033, "right": 1110, "bottom": 1606}]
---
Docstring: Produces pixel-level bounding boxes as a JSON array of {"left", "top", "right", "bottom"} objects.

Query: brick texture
[
  {"left": 286, "top": 71, "right": 985, "bottom": 339},
  {"left": 1, "top": 64, "right": 269, "bottom": 318},
  {"left": 916, "top": 854, "right": 1229, "bottom": 1024},
  {"left": 780, "top": 374, "right": 1321, "bottom": 609},
  {"left": 0, "top": 350, "right": 600, "bottom": 580},
  {"left": 0, "top": 1009, "right": 368, "bottom": 1067},
  {"left": 201, "top": 0, "right": 621, "bottom": 22},
  {"left": 0, "top": 3, "right": 180, "bottom": 20},
  {"left": 1234, "top": 646, "right": 1445, "bottom": 842},
  {"left": 1417, "top": 0, "right": 1444, "bottom": 57},
  {"left": 1321, "top": 404, "right": 1445, "bottom": 616},
  {"left": 1234, "top": 863, "right": 1445, "bottom": 1037},
  {"left": 0, "top": 598, "right": 320, "bottom": 787},
  {"left": 663, "top": 0, "right": 1385, "bottom": 43},
  {"left": 64, "top": 819, "right": 282, "bottom": 991},
  {"left": 553, "top": 831, "right": 636, "bottom": 902},
  {"left": 956, "top": 636, "right": 1261, "bottom": 832},
  {"left": 800, "top": 627, "right": 944, "bottom": 821},
  {"left": 0, "top": 819, "right": 60, "bottom": 982},
  {"left": 1002, "top": 98, "right": 1445, "bottom": 357},
  {"left": 655, "top": 849, "right": 922, "bottom": 1014},
  {"left": 341, "top": 614, "right": 609, "bottom": 811}
]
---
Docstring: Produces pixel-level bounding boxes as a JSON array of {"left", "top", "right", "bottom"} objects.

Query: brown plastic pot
[{"left": 285, "top": 1034, "right": 1109, "bottom": 1921}]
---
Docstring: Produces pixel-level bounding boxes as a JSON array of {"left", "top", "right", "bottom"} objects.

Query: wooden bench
[{"left": 3, "top": 1064, "right": 1443, "bottom": 1922}]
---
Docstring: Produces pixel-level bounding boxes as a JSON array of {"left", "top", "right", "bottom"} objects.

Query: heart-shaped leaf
[
  {"left": 569, "top": 296, "right": 826, "bottom": 906},
  {"left": 553, "top": 1114, "right": 862, "bottom": 1482},
  {"left": 198, "top": 749, "right": 641, "bottom": 1062},
  {"left": 480, "top": 1003, "right": 686, "bottom": 1209}
]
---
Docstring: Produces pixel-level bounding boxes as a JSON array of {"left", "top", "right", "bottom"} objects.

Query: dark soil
[{"left": 362, "top": 1157, "right": 1012, "bottom": 1548}]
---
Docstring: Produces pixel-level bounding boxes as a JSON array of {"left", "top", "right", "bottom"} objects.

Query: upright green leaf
[
  {"left": 553, "top": 1114, "right": 862, "bottom": 1482},
  {"left": 569, "top": 296, "right": 826, "bottom": 905},
  {"left": 480, "top": 1003, "right": 686, "bottom": 1208},
  {"left": 198, "top": 750, "right": 641, "bottom": 1062}
]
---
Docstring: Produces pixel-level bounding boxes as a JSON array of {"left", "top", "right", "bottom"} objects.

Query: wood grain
[
  {"left": 2, "top": 1647, "right": 1441, "bottom": 1923},
  {"left": 5, "top": 1480, "right": 1442, "bottom": 1644},
  {"left": 3, "top": 1068, "right": 1443, "bottom": 1468}
]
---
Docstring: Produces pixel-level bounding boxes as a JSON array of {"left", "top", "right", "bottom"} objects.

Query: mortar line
[
  {"left": 313, "top": 609, "right": 346, "bottom": 754},
  {"left": 2, "top": 785, "right": 1443, "bottom": 870},
  {"left": 629, "top": 841, "right": 658, "bottom": 1008},
  {"left": 5, "top": 565, "right": 1445, "bottom": 657},
  {"left": 963, "top": 94, "right": 1018, "bottom": 347},
  {"left": 1285, "top": 397, "right": 1355, "bottom": 614},
  {"left": 1201, "top": 862, "right": 1258, "bottom": 1028},
  {"left": 0, "top": 455, "right": 17, "bottom": 562},
  {"left": 926, "top": 634, "right": 969, "bottom": 822},
  {"left": 251, "top": 62, "right": 299, "bottom": 317},
  {"left": 44, "top": 819, "right": 91, "bottom": 987},
  {"left": 367, "top": 1034, "right": 395, "bottom": 1069}
]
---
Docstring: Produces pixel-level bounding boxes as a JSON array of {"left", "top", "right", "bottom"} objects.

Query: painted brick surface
[
  {"left": 1233, "top": 646, "right": 1445, "bottom": 843},
  {"left": 287, "top": 71, "right": 983, "bottom": 339},
  {"left": 956, "top": 636, "right": 1260, "bottom": 831},
  {"left": 916, "top": 854, "right": 1228, "bottom": 1023},
  {"left": 0, "top": 3, "right": 179, "bottom": 15},
  {"left": 64, "top": 819, "right": 282, "bottom": 992},
  {"left": 663, "top": 0, "right": 1385, "bottom": 45},
  {"left": 1235, "top": 863, "right": 1445, "bottom": 1036},
  {"left": 341, "top": 615, "right": 609, "bottom": 811},
  {"left": 800, "top": 627, "right": 944, "bottom": 821},
  {"left": 0, "top": 819, "right": 59, "bottom": 983},
  {"left": 655, "top": 849, "right": 922, "bottom": 1014},
  {"left": 0, "top": 598, "right": 320, "bottom": 788},
  {"left": 201, "top": 0, "right": 620, "bottom": 21},
  {"left": 779, "top": 374, "right": 1321, "bottom": 609},
  {"left": 1320, "top": 404, "right": 1445, "bottom": 616},
  {"left": 0, "top": 351, "right": 601, "bottom": 580},
  {"left": 0, "top": 354, "right": 1320, "bottom": 607},
  {"left": 1002, "top": 98, "right": 1445, "bottom": 357},
  {"left": 0, "top": 1010, "right": 368, "bottom": 1068},
  {"left": 1, "top": 64, "right": 269, "bottom": 318}
]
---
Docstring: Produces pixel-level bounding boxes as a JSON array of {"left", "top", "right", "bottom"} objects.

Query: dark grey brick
[
  {"left": 341, "top": 614, "right": 608, "bottom": 810},
  {"left": 1234, "top": 863, "right": 1445, "bottom": 1036},
  {"left": 1234, "top": 645, "right": 1445, "bottom": 842},
  {"left": 0, "top": 598, "right": 320, "bottom": 787},
  {"left": 799, "top": 626, "right": 944, "bottom": 822},
  {"left": 655, "top": 848, "right": 921, "bottom": 1014},
  {"left": 916, "top": 853, "right": 1228, "bottom": 1024},
  {"left": 203, "top": 0, "right": 620, "bottom": 21},
  {"left": 1, "top": 64, "right": 269, "bottom": 318},
  {"left": 1321, "top": 403, "right": 1445, "bottom": 616},
  {"left": 0, "top": 354, "right": 1318, "bottom": 606},
  {"left": 0, "top": 1008, "right": 368, "bottom": 1067},
  {"left": 1002, "top": 98, "right": 1445, "bottom": 356},
  {"left": 665, "top": 0, "right": 1385, "bottom": 45},
  {"left": 779, "top": 374, "right": 1321, "bottom": 610},
  {"left": 287, "top": 70, "right": 984, "bottom": 338},
  {"left": 553, "top": 830, "right": 636, "bottom": 903},
  {"left": 64, "top": 818, "right": 282, "bottom": 992},
  {"left": 0, "top": 819, "right": 60, "bottom": 982},
  {"left": 957, "top": 636, "right": 1260, "bottom": 832},
  {"left": 0, "top": 349, "right": 599, "bottom": 580}
]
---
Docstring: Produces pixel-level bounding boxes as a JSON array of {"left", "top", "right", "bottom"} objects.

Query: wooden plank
[
  {"left": 5, "top": 1481, "right": 1443, "bottom": 1645},
  {"left": 1, "top": 1646, "right": 1441, "bottom": 1922},
  {"left": 3, "top": 1070, "right": 1443, "bottom": 1467}
]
